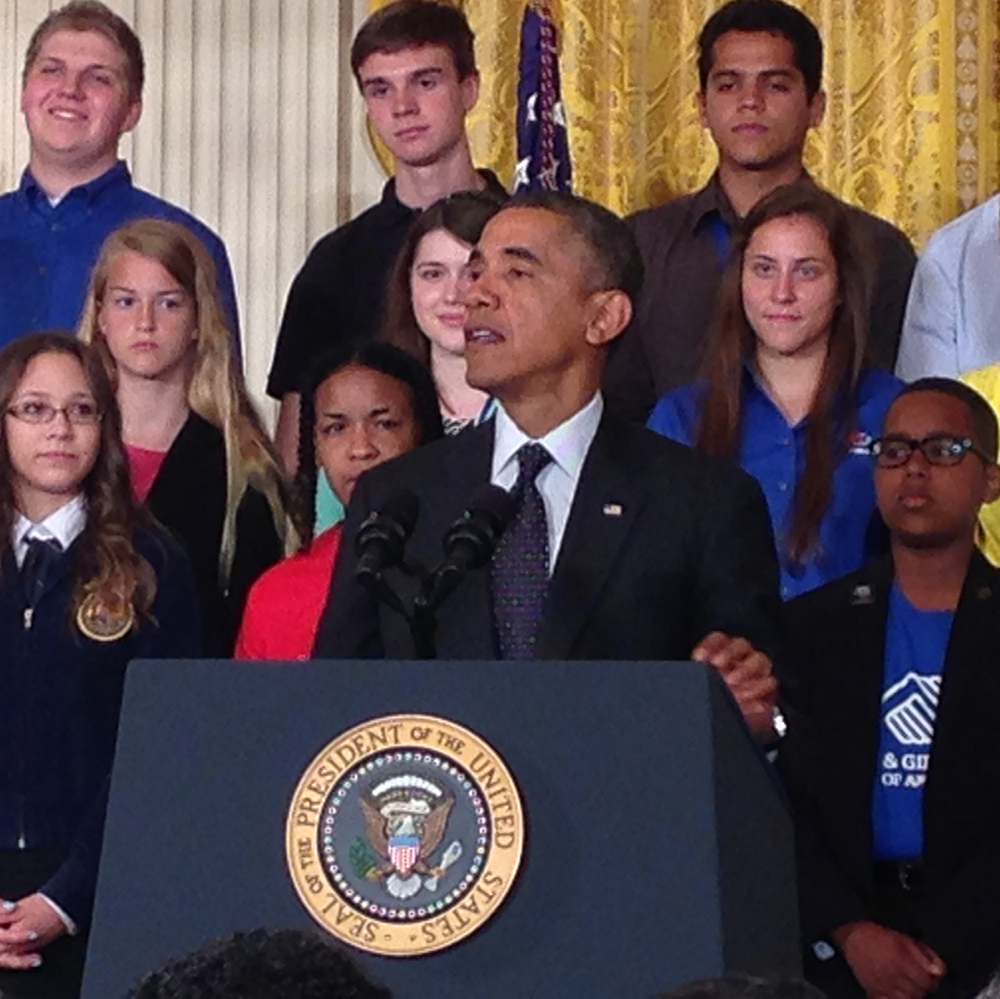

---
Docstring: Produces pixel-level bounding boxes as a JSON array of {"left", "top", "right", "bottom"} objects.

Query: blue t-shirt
[
  {"left": 647, "top": 366, "right": 902, "bottom": 599},
  {"left": 871, "top": 586, "right": 954, "bottom": 861},
  {"left": 0, "top": 162, "right": 239, "bottom": 350}
]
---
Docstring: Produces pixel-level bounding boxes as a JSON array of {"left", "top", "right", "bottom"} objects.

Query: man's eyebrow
[
  {"left": 709, "top": 67, "right": 795, "bottom": 79},
  {"left": 361, "top": 65, "right": 444, "bottom": 87},
  {"left": 502, "top": 246, "right": 542, "bottom": 265}
]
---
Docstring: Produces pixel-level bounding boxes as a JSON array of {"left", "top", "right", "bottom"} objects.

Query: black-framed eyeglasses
[
  {"left": 6, "top": 400, "right": 102, "bottom": 426},
  {"left": 869, "top": 433, "right": 990, "bottom": 468}
]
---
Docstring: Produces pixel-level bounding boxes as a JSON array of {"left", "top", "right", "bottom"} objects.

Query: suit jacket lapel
[
  {"left": 927, "top": 551, "right": 999, "bottom": 794},
  {"left": 430, "top": 423, "right": 498, "bottom": 660},
  {"left": 537, "top": 415, "right": 644, "bottom": 659},
  {"left": 833, "top": 558, "right": 894, "bottom": 869}
]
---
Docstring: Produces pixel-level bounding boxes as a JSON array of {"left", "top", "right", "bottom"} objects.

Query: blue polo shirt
[
  {"left": 647, "top": 367, "right": 902, "bottom": 599},
  {"left": 871, "top": 586, "right": 953, "bottom": 860},
  {"left": 0, "top": 161, "right": 239, "bottom": 350}
]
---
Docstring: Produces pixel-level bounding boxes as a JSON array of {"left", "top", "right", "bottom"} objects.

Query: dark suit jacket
[
  {"left": 146, "top": 412, "right": 283, "bottom": 656},
  {"left": 315, "top": 412, "right": 782, "bottom": 662},
  {"left": 779, "top": 552, "right": 1000, "bottom": 996},
  {"left": 0, "top": 525, "right": 200, "bottom": 925}
]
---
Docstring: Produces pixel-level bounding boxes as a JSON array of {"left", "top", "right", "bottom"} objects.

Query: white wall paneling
[{"left": 0, "top": 0, "right": 385, "bottom": 422}]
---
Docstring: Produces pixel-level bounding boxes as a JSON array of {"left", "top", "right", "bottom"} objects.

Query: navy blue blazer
[
  {"left": 779, "top": 552, "right": 1000, "bottom": 997},
  {"left": 0, "top": 523, "right": 200, "bottom": 926}
]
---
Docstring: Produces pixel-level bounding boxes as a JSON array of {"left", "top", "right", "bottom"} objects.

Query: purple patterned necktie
[{"left": 492, "top": 442, "right": 553, "bottom": 660}]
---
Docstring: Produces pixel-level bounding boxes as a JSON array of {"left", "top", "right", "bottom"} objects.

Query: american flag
[{"left": 514, "top": 1, "right": 572, "bottom": 193}]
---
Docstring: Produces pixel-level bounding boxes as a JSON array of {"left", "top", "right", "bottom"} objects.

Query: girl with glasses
[{"left": 0, "top": 333, "right": 199, "bottom": 996}]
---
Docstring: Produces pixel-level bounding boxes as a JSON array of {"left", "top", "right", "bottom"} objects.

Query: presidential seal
[{"left": 286, "top": 714, "right": 524, "bottom": 957}]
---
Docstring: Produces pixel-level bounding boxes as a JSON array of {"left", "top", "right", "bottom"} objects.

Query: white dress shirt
[
  {"left": 12, "top": 494, "right": 87, "bottom": 567},
  {"left": 491, "top": 392, "right": 603, "bottom": 574},
  {"left": 896, "top": 194, "right": 1000, "bottom": 380},
  {"left": 10, "top": 493, "right": 86, "bottom": 935}
]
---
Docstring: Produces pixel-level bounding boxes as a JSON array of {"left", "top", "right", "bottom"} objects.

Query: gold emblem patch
[
  {"left": 75, "top": 593, "right": 135, "bottom": 643},
  {"left": 286, "top": 714, "right": 524, "bottom": 956}
]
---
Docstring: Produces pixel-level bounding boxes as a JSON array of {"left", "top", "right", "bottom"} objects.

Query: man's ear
[
  {"left": 808, "top": 89, "right": 826, "bottom": 129},
  {"left": 461, "top": 71, "right": 480, "bottom": 113},
  {"left": 584, "top": 289, "right": 633, "bottom": 347},
  {"left": 983, "top": 462, "right": 1000, "bottom": 506},
  {"left": 696, "top": 90, "right": 709, "bottom": 130},
  {"left": 121, "top": 99, "right": 142, "bottom": 136}
]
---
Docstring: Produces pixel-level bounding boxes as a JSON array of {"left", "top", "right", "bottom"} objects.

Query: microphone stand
[{"left": 357, "top": 556, "right": 439, "bottom": 660}]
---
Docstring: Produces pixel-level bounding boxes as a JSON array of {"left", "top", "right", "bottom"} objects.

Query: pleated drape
[{"left": 371, "top": 0, "right": 1000, "bottom": 248}]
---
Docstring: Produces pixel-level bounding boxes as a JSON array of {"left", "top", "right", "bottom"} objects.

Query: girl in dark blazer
[
  {"left": 78, "top": 219, "right": 292, "bottom": 655},
  {"left": 0, "top": 333, "right": 200, "bottom": 999}
]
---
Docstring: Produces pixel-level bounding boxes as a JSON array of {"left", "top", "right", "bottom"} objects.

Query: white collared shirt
[
  {"left": 491, "top": 393, "right": 603, "bottom": 574},
  {"left": 12, "top": 494, "right": 87, "bottom": 568}
]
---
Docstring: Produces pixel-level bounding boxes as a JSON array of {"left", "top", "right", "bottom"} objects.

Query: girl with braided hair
[{"left": 235, "top": 342, "right": 443, "bottom": 660}]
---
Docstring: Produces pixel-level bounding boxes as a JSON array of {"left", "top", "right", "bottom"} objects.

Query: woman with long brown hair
[
  {"left": 381, "top": 191, "right": 503, "bottom": 434},
  {"left": 648, "top": 182, "right": 903, "bottom": 599},
  {"left": 0, "top": 333, "right": 199, "bottom": 997},
  {"left": 78, "top": 219, "right": 291, "bottom": 654}
]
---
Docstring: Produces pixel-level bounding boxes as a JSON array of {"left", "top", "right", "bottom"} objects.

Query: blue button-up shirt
[
  {"left": 648, "top": 367, "right": 903, "bottom": 599},
  {"left": 0, "top": 161, "right": 239, "bottom": 350}
]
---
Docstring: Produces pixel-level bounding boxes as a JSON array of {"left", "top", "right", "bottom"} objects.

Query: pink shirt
[{"left": 124, "top": 443, "right": 168, "bottom": 503}]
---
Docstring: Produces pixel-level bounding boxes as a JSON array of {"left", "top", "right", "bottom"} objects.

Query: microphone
[
  {"left": 355, "top": 489, "right": 420, "bottom": 589},
  {"left": 418, "top": 484, "right": 516, "bottom": 614}
]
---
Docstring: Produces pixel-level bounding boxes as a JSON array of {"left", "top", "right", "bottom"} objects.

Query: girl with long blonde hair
[{"left": 79, "top": 218, "right": 290, "bottom": 654}]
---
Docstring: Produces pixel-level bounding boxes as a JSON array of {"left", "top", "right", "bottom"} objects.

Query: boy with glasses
[{"left": 779, "top": 378, "right": 1000, "bottom": 998}]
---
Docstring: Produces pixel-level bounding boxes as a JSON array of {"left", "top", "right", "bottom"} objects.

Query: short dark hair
[
  {"left": 293, "top": 340, "right": 445, "bottom": 547},
  {"left": 503, "top": 190, "right": 645, "bottom": 304},
  {"left": 697, "top": 0, "right": 824, "bottom": 99},
  {"left": 24, "top": 0, "right": 144, "bottom": 103},
  {"left": 891, "top": 378, "right": 1000, "bottom": 461},
  {"left": 351, "top": 0, "right": 476, "bottom": 83},
  {"left": 381, "top": 191, "right": 505, "bottom": 366},
  {"left": 658, "top": 973, "right": 826, "bottom": 999},
  {"left": 128, "top": 928, "right": 392, "bottom": 999}
]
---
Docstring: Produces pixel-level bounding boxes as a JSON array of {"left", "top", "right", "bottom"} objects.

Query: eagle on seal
[{"left": 360, "top": 781, "right": 458, "bottom": 900}]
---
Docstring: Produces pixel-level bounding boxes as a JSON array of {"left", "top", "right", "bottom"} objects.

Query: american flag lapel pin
[{"left": 602, "top": 503, "right": 623, "bottom": 517}]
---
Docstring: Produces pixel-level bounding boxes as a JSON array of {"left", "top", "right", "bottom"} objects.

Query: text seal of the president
[{"left": 286, "top": 714, "right": 524, "bottom": 956}]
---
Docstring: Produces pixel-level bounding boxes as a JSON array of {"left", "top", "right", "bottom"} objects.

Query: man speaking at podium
[{"left": 314, "top": 192, "right": 781, "bottom": 739}]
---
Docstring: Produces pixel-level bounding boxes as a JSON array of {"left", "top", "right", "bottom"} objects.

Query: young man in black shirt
[{"left": 268, "top": 0, "right": 505, "bottom": 470}]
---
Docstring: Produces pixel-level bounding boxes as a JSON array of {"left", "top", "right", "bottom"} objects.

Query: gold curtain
[{"left": 370, "top": 0, "right": 1000, "bottom": 248}]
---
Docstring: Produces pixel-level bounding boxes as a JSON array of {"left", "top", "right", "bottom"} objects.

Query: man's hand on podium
[
  {"left": 691, "top": 631, "right": 779, "bottom": 741},
  {"left": 0, "top": 893, "right": 67, "bottom": 969}
]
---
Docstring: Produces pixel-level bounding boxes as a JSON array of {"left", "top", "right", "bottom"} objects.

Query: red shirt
[
  {"left": 233, "top": 526, "right": 342, "bottom": 660},
  {"left": 124, "top": 443, "right": 168, "bottom": 503}
]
